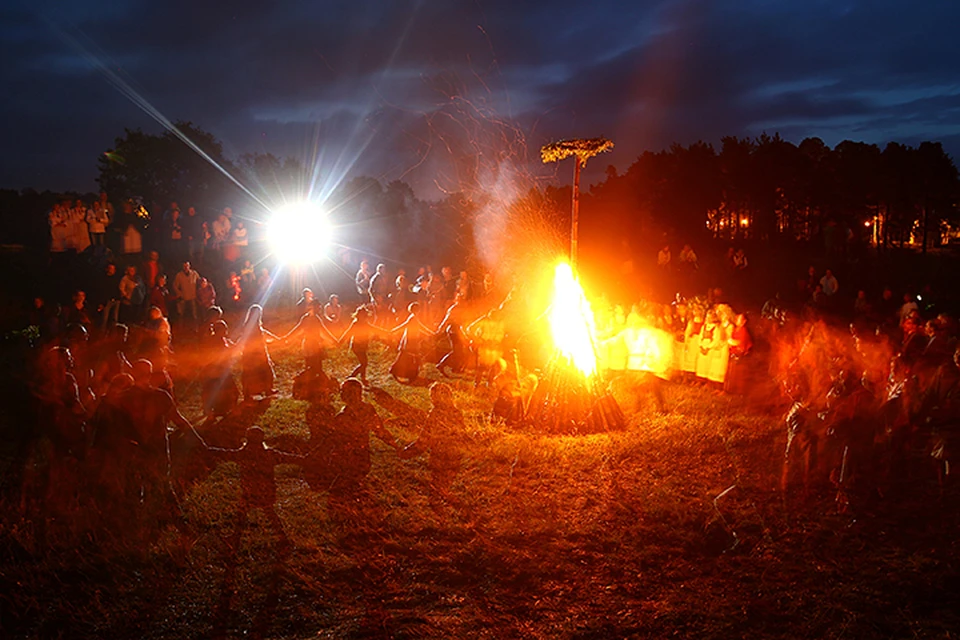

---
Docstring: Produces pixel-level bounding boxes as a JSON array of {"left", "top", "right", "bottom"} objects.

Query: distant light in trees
[{"left": 267, "top": 201, "right": 331, "bottom": 265}]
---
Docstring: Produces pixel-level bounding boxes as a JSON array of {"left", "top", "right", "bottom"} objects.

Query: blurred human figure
[
  {"left": 65, "top": 290, "right": 92, "bottom": 333},
  {"left": 257, "top": 268, "right": 272, "bottom": 299},
  {"left": 678, "top": 244, "right": 698, "bottom": 271},
  {"left": 296, "top": 288, "right": 315, "bottom": 315},
  {"left": 456, "top": 270, "right": 471, "bottom": 302},
  {"left": 231, "top": 221, "right": 248, "bottom": 247},
  {"left": 696, "top": 311, "right": 720, "bottom": 385},
  {"left": 468, "top": 307, "right": 507, "bottom": 388},
  {"left": 87, "top": 193, "right": 113, "bottom": 246},
  {"left": 120, "top": 359, "right": 194, "bottom": 519},
  {"left": 392, "top": 275, "right": 410, "bottom": 319},
  {"left": 900, "top": 294, "right": 919, "bottom": 323},
  {"left": 142, "top": 250, "right": 162, "bottom": 289},
  {"left": 340, "top": 305, "right": 384, "bottom": 385},
  {"left": 143, "top": 306, "right": 172, "bottom": 364},
  {"left": 121, "top": 203, "right": 143, "bottom": 258},
  {"left": 164, "top": 208, "right": 184, "bottom": 261},
  {"left": 325, "top": 378, "right": 399, "bottom": 492},
  {"left": 733, "top": 248, "right": 748, "bottom": 271},
  {"left": 369, "top": 263, "right": 390, "bottom": 318},
  {"left": 390, "top": 302, "right": 435, "bottom": 383},
  {"left": 209, "top": 426, "right": 300, "bottom": 547},
  {"left": 238, "top": 304, "right": 280, "bottom": 400},
  {"left": 118, "top": 265, "right": 145, "bottom": 325},
  {"left": 724, "top": 313, "right": 754, "bottom": 395},
  {"left": 200, "top": 320, "right": 239, "bottom": 420},
  {"left": 400, "top": 381, "right": 465, "bottom": 497},
  {"left": 437, "top": 299, "right": 468, "bottom": 376},
  {"left": 173, "top": 261, "right": 200, "bottom": 330},
  {"left": 323, "top": 294, "right": 343, "bottom": 328},
  {"left": 355, "top": 259, "right": 372, "bottom": 302},
  {"left": 820, "top": 269, "right": 838, "bottom": 298},
  {"left": 197, "top": 276, "right": 216, "bottom": 310},
  {"left": 657, "top": 245, "right": 671, "bottom": 270},
  {"left": 282, "top": 298, "right": 338, "bottom": 375},
  {"left": 48, "top": 202, "right": 70, "bottom": 257},
  {"left": 854, "top": 290, "right": 870, "bottom": 316},
  {"left": 211, "top": 209, "right": 232, "bottom": 250},
  {"left": 70, "top": 199, "right": 91, "bottom": 253},
  {"left": 149, "top": 273, "right": 171, "bottom": 318},
  {"left": 182, "top": 206, "right": 203, "bottom": 262}
]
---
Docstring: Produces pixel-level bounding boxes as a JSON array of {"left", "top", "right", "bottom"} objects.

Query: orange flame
[{"left": 549, "top": 262, "right": 598, "bottom": 377}]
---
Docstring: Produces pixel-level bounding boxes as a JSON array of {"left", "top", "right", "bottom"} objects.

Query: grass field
[{"left": 1, "top": 330, "right": 959, "bottom": 639}]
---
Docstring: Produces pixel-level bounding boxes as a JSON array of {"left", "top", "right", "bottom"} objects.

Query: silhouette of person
[
  {"left": 120, "top": 359, "right": 195, "bottom": 519},
  {"left": 389, "top": 302, "right": 435, "bottom": 383},
  {"left": 209, "top": 426, "right": 301, "bottom": 546},
  {"left": 238, "top": 304, "right": 280, "bottom": 400},
  {"left": 200, "top": 320, "right": 240, "bottom": 420},
  {"left": 339, "top": 305, "right": 385, "bottom": 385},
  {"left": 326, "top": 378, "right": 399, "bottom": 492},
  {"left": 399, "top": 382, "right": 464, "bottom": 495}
]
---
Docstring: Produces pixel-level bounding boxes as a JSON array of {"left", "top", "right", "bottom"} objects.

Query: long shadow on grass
[
  {"left": 368, "top": 386, "right": 426, "bottom": 424},
  {"left": 201, "top": 398, "right": 275, "bottom": 448},
  {"left": 210, "top": 489, "right": 291, "bottom": 639}
]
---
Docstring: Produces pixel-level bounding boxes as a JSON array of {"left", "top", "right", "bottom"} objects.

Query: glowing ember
[{"left": 549, "top": 262, "right": 598, "bottom": 377}]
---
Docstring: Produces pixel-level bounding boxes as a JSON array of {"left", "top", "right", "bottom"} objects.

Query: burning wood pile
[{"left": 524, "top": 262, "right": 626, "bottom": 433}]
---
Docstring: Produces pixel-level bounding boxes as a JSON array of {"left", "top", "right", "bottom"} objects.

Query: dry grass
[{"left": 1, "top": 335, "right": 959, "bottom": 639}]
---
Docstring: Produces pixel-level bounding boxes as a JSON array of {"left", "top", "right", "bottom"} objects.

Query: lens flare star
[{"left": 266, "top": 202, "right": 332, "bottom": 265}]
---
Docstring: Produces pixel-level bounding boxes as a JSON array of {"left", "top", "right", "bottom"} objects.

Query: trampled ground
[{"left": 1, "top": 337, "right": 958, "bottom": 639}]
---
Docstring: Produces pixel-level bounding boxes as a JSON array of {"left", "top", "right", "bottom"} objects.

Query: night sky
[{"left": 3, "top": 0, "right": 959, "bottom": 199}]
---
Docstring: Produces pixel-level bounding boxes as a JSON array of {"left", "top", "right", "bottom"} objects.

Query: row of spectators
[{"left": 48, "top": 194, "right": 251, "bottom": 266}]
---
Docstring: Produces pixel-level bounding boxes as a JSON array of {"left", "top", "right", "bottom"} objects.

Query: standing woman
[
  {"left": 696, "top": 310, "right": 720, "bottom": 385},
  {"left": 682, "top": 305, "right": 704, "bottom": 383},
  {"left": 724, "top": 313, "right": 754, "bottom": 395},
  {"left": 390, "top": 302, "right": 435, "bottom": 383},
  {"left": 708, "top": 304, "right": 735, "bottom": 388},
  {"left": 238, "top": 304, "right": 280, "bottom": 400},
  {"left": 71, "top": 200, "right": 92, "bottom": 254},
  {"left": 340, "top": 305, "right": 385, "bottom": 385}
]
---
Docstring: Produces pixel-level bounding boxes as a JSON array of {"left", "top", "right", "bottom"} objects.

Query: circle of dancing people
[
  {"left": 15, "top": 253, "right": 503, "bottom": 547},
  {"left": 15, "top": 230, "right": 960, "bottom": 545}
]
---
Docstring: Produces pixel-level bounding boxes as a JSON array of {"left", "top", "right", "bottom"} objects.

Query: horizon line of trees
[
  {"left": 1, "top": 125, "right": 958, "bottom": 261},
  {"left": 580, "top": 133, "right": 959, "bottom": 254}
]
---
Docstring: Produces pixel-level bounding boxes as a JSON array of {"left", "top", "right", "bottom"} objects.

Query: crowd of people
[
  {"left": 20, "top": 208, "right": 513, "bottom": 543},
  {"left": 12, "top": 203, "right": 960, "bottom": 543},
  {"left": 47, "top": 194, "right": 251, "bottom": 264}
]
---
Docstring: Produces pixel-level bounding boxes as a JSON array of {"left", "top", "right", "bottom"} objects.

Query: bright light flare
[
  {"left": 267, "top": 202, "right": 331, "bottom": 265},
  {"left": 549, "top": 262, "right": 598, "bottom": 377}
]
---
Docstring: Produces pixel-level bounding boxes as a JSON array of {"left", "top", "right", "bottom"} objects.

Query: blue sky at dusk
[{"left": 2, "top": 0, "right": 959, "bottom": 198}]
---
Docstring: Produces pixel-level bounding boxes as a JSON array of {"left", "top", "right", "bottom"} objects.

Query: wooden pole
[{"left": 571, "top": 155, "right": 581, "bottom": 270}]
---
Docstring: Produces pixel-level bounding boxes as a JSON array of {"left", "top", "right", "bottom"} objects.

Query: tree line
[
  {"left": 1, "top": 126, "right": 957, "bottom": 262},
  {"left": 580, "top": 134, "right": 959, "bottom": 254}
]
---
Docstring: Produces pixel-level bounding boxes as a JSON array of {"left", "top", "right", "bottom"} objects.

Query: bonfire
[{"left": 525, "top": 262, "right": 626, "bottom": 433}]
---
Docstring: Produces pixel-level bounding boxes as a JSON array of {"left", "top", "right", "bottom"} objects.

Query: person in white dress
[
  {"left": 87, "top": 193, "right": 113, "bottom": 246},
  {"left": 71, "top": 200, "right": 91, "bottom": 253},
  {"left": 49, "top": 203, "right": 69, "bottom": 253}
]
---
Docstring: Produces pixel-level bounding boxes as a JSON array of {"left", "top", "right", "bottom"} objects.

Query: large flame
[{"left": 549, "top": 262, "right": 598, "bottom": 377}]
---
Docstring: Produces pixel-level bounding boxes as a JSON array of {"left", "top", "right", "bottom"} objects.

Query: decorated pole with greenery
[{"left": 541, "top": 137, "right": 614, "bottom": 269}]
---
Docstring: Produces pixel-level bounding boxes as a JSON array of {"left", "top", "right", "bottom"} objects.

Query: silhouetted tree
[
  {"left": 238, "top": 153, "right": 307, "bottom": 207},
  {"left": 97, "top": 122, "right": 239, "bottom": 213}
]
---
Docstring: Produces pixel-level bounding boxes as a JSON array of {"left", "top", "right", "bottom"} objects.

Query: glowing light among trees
[{"left": 267, "top": 202, "right": 331, "bottom": 265}]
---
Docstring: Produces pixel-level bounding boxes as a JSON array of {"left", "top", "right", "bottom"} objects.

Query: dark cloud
[{"left": 1, "top": 0, "right": 959, "bottom": 198}]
